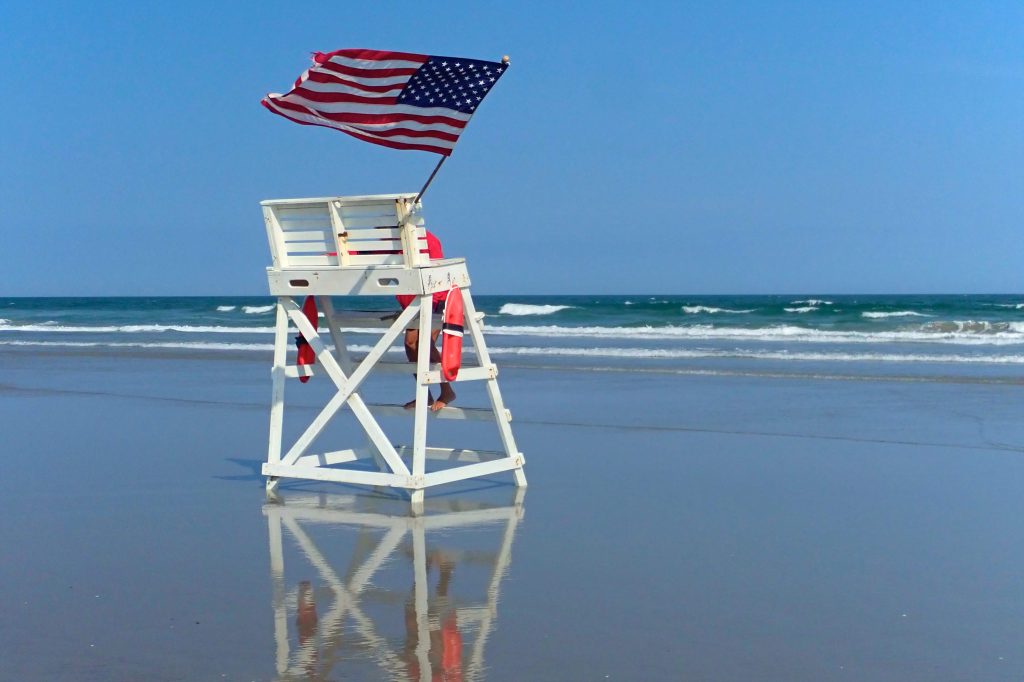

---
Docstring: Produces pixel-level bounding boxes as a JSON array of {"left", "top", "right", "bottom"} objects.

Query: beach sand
[{"left": 2, "top": 347, "right": 1024, "bottom": 680}]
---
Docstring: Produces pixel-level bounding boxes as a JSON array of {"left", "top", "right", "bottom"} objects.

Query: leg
[
  {"left": 429, "top": 328, "right": 456, "bottom": 411},
  {"left": 404, "top": 328, "right": 434, "bottom": 409}
]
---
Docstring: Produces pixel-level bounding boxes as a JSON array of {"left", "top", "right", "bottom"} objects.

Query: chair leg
[
  {"left": 267, "top": 298, "right": 290, "bottom": 493},
  {"left": 411, "top": 295, "right": 433, "bottom": 513}
]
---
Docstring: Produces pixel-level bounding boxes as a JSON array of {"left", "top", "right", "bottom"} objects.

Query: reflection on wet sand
[{"left": 264, "top": 490, "right": 525, "bottom": 681}]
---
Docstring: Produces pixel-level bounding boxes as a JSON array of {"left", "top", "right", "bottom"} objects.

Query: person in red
[{"left": 396, "top": 230, "right": 456, "bottom": 411}]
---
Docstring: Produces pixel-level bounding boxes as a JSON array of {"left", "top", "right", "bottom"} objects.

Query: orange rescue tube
[
  {"left": 295, "top": 295, "right": 318, "bottom": 383},
  {"left": 441, "top": 287, "right": 464, "bottom": 382}
]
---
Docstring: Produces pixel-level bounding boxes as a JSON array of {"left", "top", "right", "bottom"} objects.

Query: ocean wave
[
  {"left": 624, "top": 301, "right": 634, "bottom": 306},
  {"left": 0, "top": 323, "right": 275, "bottom": 334},
  {"left": 486, "top": 346, "right": 1024, "bottom": 364},
  {"left": 790, "top": 299, "right": 832, "bottom": 306},
  {"left": 0, "top": 340, "right": 379, "bottom": 353},
  {"left": 922, "top": 320, "right": 1024, "bottom": 334},
  {"left": 216, "top": 305, "right": 237, "bottom": 312},
  {"left": 0, "top": 319, "right": 8, "bottom": 326},
  {"left": 993, "top": 303, "right": 1024, "bottom": 309},
  {"left": 498, "top": 303, "right": 574, "bottom": 316},
  {"left": 0, "top": 322, "right": 396, "bottom": 335},
  {"left": 784, "top": 306, "right": 818, "bottom": 313},
  {"left": 682, "top": 306, "right": 755, "bottom": 314},
  {"left": 484, "top": 323, "right": 1024, "bottom": 345},
  {"left": 5, "top": 319, "right": 1024, "bottom": 347},
  {"left": 242, "top": 305, "right": 274, "bottom": 314},
  {"left": 5, "top": 339, "right": 1024, "bottom": 365},
  {"left": 862, "top": 311, "right": 929, "bottom": 319}
]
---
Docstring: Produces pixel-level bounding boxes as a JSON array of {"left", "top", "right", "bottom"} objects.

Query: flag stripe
[
  {"left": 322, "top": 48, "right": 429, "bottom": 65},
  {"left": 268, "top": 94, "right": 470, "bottom": 123},
  {"left": 304, "top": 69, "right": 404, "bottom": 94},
  {"left": 322, "top": 54, "right": 427, "bottom": 71},
  {"left": 308, "top": 67, "right": 413, "bottom": 87},
  {"left": 341, "top": 118, "right": 465, "bottom": 136},
  {"left": 261, "top": 99, "right": 453, "bottom": 155},
  {"left": 290, "top": 87, "right": 399, "bottom": 105},
  {"left": 265, "top": 102, "right": 460, "bottom": 143},
  {"left": 265, "top": 97, "right": 467, "bottom": 132},
  {"left": 316, "top": 60, "right": 422, "bottom": 81}
]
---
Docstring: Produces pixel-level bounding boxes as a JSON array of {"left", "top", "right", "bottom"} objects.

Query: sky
[{"left": 1, "top": 1, "right": 1022, "bottom": 296}]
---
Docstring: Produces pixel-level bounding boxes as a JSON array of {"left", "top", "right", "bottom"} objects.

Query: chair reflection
[{"left": 264, "top": 489, "right": 525, "bottom": 681}]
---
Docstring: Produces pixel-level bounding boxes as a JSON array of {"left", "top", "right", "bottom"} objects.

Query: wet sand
[{"left": 2, "top": 347, "right": 1024, "bottom": 680}]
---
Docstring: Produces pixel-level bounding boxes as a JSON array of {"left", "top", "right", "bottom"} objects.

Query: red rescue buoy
[
  {"left": 295, "top": 295, "right": 318, "bottom": 383},
  {"left": 441, "top": 287, "right": 464, "bottom": 382}
]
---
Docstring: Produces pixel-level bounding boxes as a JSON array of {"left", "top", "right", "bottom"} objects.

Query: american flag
[{"left": 261, "top": 48, "right": 509, "bottom": 156}]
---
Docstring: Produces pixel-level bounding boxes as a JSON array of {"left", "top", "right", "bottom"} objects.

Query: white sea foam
[
  {"left": 682, "top": 306, "right": 755, "bottom": 314},
  {"left": 922, "top": 320, "right": 1024, "bottom": 334},
  {"left": 862, "top": 311, "right": 929, "bottom": 319},
  {"left": 790, "top": 299, "right": 832, "bottom": 306},
  {"left": 784, "top": 306, "right": 818, "bottom": 313},
  {"left": 0, "top": 319, "right": 8, "bottom": 325},
  {"left": 993, "top": 303, "right": 1024, "bottom": 309},
  {"left": 242, "top": 305, "right": 274, "bottom": 314},
  {"left": 216, "top": 305, "right": 236, "bottom": 312},
  {"left": 4, "top": 338, "right": 1023, "bottom": 365},
  {"left": 0, "top": 322, "right": 394, "bottom": 335},
  {"left": 498, "top": 303, "right": 574, "bottom": 316},
  {"left": 484, "top": 323, "right": 1024, "bottom": 346},
  {"left": 0, "top": 323, "right": 275, "bottom": 334},
  {"left": 485, "top": 345, "right": 1024, "bottom": 364},
  {"left": 0, "top": 340, "right": 381, "bottom": 353},
  {"left": 624, "top": 301, "right": 634, "bottom": 306},
  {"left": 5, "top": 319, "right": 1024, "bottom": 347}
]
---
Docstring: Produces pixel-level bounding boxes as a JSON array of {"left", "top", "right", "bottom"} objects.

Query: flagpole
[{"left": 414, "top": 155, "right": 447, "bottom": 204}]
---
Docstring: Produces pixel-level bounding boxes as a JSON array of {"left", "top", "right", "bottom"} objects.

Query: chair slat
[
  {"left": 284, "top": 254, "right": 339, "bottom": 267},
  {"left": 341, "top": 239, "right": 403, "bottom": 252},
  {"left": 281, "top": 230, "right": 332, "bottom": 242},
  {"left": 285, "top": 240, "right": 333, "bottom": 253},
  {"left": 344, "top": 228, "right": 426, "bottom": 241},
  {"left": 279, "top": 218, "right": 331, "bottom": 232},
  {"left": 276, "top": 206, "right": 333, "bottom": 219},
  {"left": 345, "top": 254, "right": 406, "bottom": 266}
]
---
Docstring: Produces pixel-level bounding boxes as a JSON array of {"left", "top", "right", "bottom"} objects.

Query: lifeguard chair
[{"left": 261, "top": 193, "right": 526, "bottom": 509}]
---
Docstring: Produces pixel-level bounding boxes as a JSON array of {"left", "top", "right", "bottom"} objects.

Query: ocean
[{"left": 3, "top": 294, "right": 1024, "bottom": 382}]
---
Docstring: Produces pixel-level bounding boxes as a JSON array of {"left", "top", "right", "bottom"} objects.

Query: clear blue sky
[{"left": 2, "top": 1, "right": 1021, "bottom": 295}]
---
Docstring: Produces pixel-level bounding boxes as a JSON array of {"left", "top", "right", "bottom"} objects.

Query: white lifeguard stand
[{"left": 261, "top": 193, "right": 526, "bottom": 508}]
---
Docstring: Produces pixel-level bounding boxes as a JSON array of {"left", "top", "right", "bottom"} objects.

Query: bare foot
[
  {"left": 431, "top": 386, "right": 456, "bottom": 412},
  {"left": 404, "top": 392, "right": 434, "bottom": 409}
]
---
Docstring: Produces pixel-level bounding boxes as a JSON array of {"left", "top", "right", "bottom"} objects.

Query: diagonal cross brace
[{"left": 281, "top": 298, "right": 418, "bottom": 476}]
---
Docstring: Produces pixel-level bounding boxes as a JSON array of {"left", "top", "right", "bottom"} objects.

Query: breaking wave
[
  {"left": 485, "top": 323, "right": 1024, "bottom": 345},
  {"left": 4, "top": 339, "right": 1024, "bottom": 366},
  {"left": 862, "top": 311, "right": 929, "bottom": 319},
  {"left": 784, "top": 306, "right": 818, "bottom": 313},
  {"left": 216, "top": 305, "right": 236, "bottom": 312},
  {"left": 498, "top": 303, "right": 574, "bottom": 316},
  {"left": 242, "top": 305, "right": 274, "bottom": 314},
  {"left": 682, "top": 306, "right": 755, "bottom": 314},
  {"left": 485, "top": 346, "right": 1024, "bottom": 364}
]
